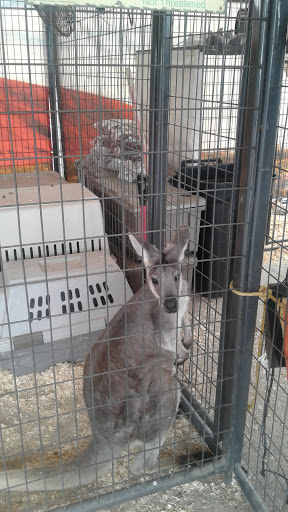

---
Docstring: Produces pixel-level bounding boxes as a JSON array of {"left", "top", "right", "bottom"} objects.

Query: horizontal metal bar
[
  {"left": 234, "top": 464, "right": 270, "bottom": 512},
  {"left": 265, "top": 238, "right": 288, "bottom": 245},
  {"left": 264, "top": 244, "right": 288, "bottom": 251},
  {"left": 0, "top": 61, "right": 247, "bottom": 70},
  {"left": 54, "top": 457, "right": 228, "bottom": 512},
  {"left": 180, "top": 393, "right": 222, "bottom": 456},
  {"left": 180, "top": 386, "right": 215, "bottom": 433},
  {"left": 0, "top": 106, "right": 240, "bottom": 116}
]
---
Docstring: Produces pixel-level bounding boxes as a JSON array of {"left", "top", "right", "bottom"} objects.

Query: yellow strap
[
  {"left": 247, "top": 306, "right": 266, "bottom": 411},
  {"left": 229, "top": 281, "right": 287, "bottom": 410},
  {"left": 230, "top": 281, "right": 285, "bottom": 309}
]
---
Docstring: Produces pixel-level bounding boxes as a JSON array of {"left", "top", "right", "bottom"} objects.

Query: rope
[
  {"left": 229, "top": 281, "right": 286, "bottom": 308},
  {"left": 229, "top": 281, "right": 286, "bottom": 410}
]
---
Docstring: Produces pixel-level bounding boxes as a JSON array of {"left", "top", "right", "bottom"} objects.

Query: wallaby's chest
[{"left": 152, "top": 294, "right": 189, "bottom": 351}]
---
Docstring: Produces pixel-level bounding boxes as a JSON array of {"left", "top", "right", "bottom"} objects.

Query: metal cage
[{"left": 0, "top": 1, "right": 287, "bottom": 511}]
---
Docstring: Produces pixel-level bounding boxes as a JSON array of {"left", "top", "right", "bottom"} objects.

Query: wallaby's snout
[{"left": 163, "top": 297, "right": 177, "bottom": 314}]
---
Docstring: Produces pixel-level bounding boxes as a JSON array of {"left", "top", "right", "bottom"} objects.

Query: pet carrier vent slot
[
  {"left": 58, "top": 302, "right": 80, "bottom": 314},
  {"left": 59, "top": 288, "right": 84, "bottom": 315},
  {"left": 2, "top": 238, "right": 104, "bottom": 265},
  {"left": 101, "top": 282, "right": 114, "bottom": 304},
  {"left": 88, "top": 281, "right": 115, "bottom": 308},
  {"left": 29, "top": 294, "right": 51, "bottom": 321},
  {"left": 86, "top": 239, "right": 101, "bottom": 252}
]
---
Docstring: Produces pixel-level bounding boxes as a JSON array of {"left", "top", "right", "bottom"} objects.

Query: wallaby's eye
[
  {"left": 151, "top": 277, "right": 159, "bottom": 285},
  {"left": 174, "top": 274, "right": 179, "bottom": 282}
]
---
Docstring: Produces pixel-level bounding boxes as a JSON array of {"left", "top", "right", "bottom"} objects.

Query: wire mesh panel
[
  {"left": 240, "top": 70, "right": 288, "bottom": 512},
  {"left": 0, "top": 0, "right": 286, "bottom": 511}
]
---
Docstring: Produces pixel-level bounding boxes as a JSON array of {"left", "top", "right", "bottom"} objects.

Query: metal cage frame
[{"left": 0, "top": 1, "right": 287, "bottom": 511}]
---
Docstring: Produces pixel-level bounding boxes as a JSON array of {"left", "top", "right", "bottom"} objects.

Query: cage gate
[{"left": 0, "top": 1, "right": 287, "bottom": 512}]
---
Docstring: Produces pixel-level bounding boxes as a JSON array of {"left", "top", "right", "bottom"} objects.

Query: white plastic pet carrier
[
  {"left": 0, "top": 183, "right": 106, "bottom": 262},
  {"left": 0, "top": 252, "right": 131, "bottom": 352},
  {"left": 0, "top": 183, "right": 133, "bottom": 374}
]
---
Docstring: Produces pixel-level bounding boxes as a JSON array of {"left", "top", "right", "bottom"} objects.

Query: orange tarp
[
  {"left": 0, "top": 78, "right": 133, "bottom": 177},
  {"left": 0, "top": 78, "right": 51, "bottom": 171}
]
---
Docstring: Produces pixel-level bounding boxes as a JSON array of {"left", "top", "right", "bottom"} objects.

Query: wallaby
[{"left": 0, "top": 226, "right": 193, "bottom": 493}]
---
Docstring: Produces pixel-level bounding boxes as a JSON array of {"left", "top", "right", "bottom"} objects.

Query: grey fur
[{"left": 0, "top": 226, "right": 193, "bottom": 492}]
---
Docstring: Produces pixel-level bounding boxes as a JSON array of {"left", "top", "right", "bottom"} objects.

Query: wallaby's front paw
[
  {"left": 174, "top": 350, "right": 189, "bottom": 366},
  {"left": 181, "top": 337, "right": 192, "bottom": 350}
]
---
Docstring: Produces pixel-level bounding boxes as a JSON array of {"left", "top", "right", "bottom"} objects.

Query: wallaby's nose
[{"left": 163, "top": 298, "right": 177, "bottom": 314}]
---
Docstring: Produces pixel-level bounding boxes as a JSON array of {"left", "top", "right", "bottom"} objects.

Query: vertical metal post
[
  {"left": 148, "top": 11, "right": 172, "bottom": 250},
  {"left": 45, "top": 8, "right": 65, "bottom": 177},
  {"left": 233, "top": 0, "right": 288, "bottom": 466},
  {"left": 219, "top": 0, "right": 288, "bottom": 480},
  {"left": 218, "top": 0, "right": 267, "bottom": 471},
  {"left": 213, "top": 0, "right": 256, "bottom": 439}
]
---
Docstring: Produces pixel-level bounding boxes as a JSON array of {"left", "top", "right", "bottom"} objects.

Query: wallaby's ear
[
  {"left": 129, "top": 233, "right": 160, "bottom": 268},
  {"left": 162, "top": 225, "right": 190, "bottom": 264}
]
